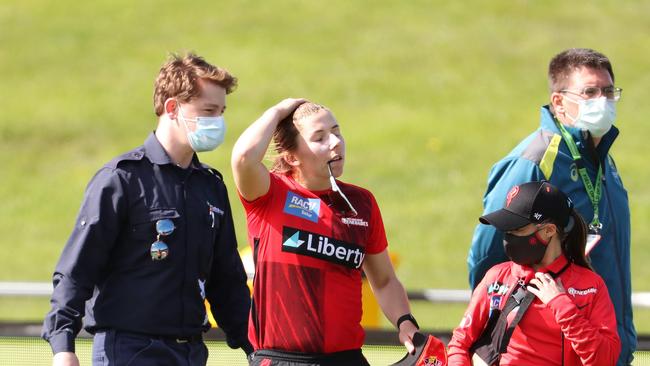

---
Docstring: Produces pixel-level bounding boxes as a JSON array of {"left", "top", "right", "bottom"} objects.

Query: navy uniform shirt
[{"left": 42, "top": 133, "right": 250, "bottom": 354}]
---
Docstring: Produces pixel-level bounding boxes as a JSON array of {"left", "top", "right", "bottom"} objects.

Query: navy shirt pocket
[
  {"left": 130, "top": 209, "right": 180, "bottom": 237},
  {"left": 119, "top": 208, "right": 180, "bottom": 268}
]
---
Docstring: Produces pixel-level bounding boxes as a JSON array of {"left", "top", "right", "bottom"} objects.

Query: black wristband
[{"left": 396, "top": 313, "right": 419, "bottom": 330}]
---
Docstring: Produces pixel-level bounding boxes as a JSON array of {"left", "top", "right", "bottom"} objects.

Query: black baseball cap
[{"left": 479, "top": 181, "right": 572, "bottom": 231}]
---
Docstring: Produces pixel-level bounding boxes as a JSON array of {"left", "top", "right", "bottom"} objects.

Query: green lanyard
[{"left": 554, "top": 120, "right": 603, "bottom": 232}]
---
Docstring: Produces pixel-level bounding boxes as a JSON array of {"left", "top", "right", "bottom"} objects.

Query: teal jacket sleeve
[{"left": 467, "top": 156, "right": 543, "bottom": 289}]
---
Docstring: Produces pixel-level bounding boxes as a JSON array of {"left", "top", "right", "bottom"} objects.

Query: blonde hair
[{"left": 270, "top": 102, "right": 328, "bottom": 174}]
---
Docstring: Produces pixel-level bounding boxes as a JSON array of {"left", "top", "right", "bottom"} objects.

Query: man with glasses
[
  {"left": 467, "top": 48, "right": 635, "bottom": 365},
  {"left": 42, "top": 53, "right": 253, "bottom": 366}
]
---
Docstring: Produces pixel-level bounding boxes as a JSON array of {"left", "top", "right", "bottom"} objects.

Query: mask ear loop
[
  {"left": 563, "top": 215, "right": 575, "bottom": 233},
  {"left": 561, "top": 93, "right": 581, "bottom": 122},
  {"left": 176, "top": 104, "right": 198, "bottom": 137}
]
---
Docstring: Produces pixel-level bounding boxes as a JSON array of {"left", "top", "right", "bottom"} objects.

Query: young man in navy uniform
[{"left": 42, "top": 53, "right": 253, "bottom": 366}]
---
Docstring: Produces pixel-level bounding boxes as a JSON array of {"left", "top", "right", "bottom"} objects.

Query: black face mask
[{"left": 503, "top": 230, "right": 549, "bottom": 266}]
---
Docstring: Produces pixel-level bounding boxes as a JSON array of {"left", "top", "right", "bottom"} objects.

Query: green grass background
[
  {"left": 1, "top": 337, "right": 649, "bottom": 366},
  {"left": 1, "top": 338, "right": 649, "bottom": 366},
  {"left": 0, "top": 337, "right": 407, "bottom": 365},
  {"left": 1, "top": 0, "right": 649, "bottom": 335}
]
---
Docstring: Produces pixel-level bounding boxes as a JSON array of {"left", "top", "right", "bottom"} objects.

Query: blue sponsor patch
[
  {"left": 283, "top": 191, "right": 320, "bottom": 223},
  {"left": 489, "top": 295, "right": 502, "bottom": 317}
]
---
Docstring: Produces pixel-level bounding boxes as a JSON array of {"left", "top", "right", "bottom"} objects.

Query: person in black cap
[{"left": 448, "top": 181, "right": 620, "bottom": 366}]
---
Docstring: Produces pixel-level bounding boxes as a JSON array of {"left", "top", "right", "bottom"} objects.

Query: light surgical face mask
[
  {"left": 178, "top": 106, "right": 226, "bottom": 152},
  {"left": 564, "top": 96, "right": 616, "bottom": 138}
]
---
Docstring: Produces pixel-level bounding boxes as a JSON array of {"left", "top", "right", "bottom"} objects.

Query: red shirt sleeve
[
  {"left": 366, "top": 192, "right": 388, "bottom": 254},
  {"left": 546, "top": 276, "right": 621, "bottom": 366},
  {"left": 447, "top": 273, "right": 492, "bottom": 365},
  {"left": 237, "top": 172, "right": 277, "bottom": 213}
]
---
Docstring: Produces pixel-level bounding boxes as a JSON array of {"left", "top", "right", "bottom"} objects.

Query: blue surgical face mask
[
  {"left": 178, "top": 106, "right": 226, "bottom": 152},
  {"left": 565, "top": 96, "right": 616, "bottom": 138}
]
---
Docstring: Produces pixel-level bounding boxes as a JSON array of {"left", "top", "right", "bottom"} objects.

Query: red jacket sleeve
[
  {"left": 366, "top": 193, "right": 388, "bottom": 254},
  {"left": 546, "top": 277, "right": 621, "bottom": 366},
  {"left": 447, "top": 275, "right": 492, "bottom": 365}
]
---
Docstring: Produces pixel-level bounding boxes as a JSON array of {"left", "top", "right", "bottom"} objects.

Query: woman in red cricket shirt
[
  {"left": 448, "top": 181, "right": 620, "bottom": 366},
  {"left": 231, "top": 99, "right": 419, "bottom": 366}
]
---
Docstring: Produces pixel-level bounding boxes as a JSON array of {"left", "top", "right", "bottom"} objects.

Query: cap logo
[
  {"left": 533, "top": 213, "right": 542, "bottom": 220},
  {"left": 506, "top": 186, "right": 520, "bottom": 207}
]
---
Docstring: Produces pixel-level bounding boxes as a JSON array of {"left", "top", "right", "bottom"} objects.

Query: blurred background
[{"left": 1, "top": 0, "right": 649, "bottom": 364}]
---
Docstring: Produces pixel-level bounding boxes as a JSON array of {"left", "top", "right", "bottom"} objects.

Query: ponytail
[
  {"left": 560, "top": 209, "right": 593, "bottom": 270},
  {"left": 270, "top": 113, "right": 299, "bottom": 174}
]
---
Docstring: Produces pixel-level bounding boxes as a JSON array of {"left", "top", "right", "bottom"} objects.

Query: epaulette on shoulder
[
  {"left": 105, "top": 146, "right": 146, "bottom": 169},
  {"left": 203, "top": 165, "right": 223, "bottom": 181}
]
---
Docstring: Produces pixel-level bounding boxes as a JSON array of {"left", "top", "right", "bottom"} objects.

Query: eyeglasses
[
  {"left": 150, "top": 219, "right": 174, "bottom": 261},
  {"left": 327, "top": 163, "right": 358, "bottom": 218},
  {"left": 560, "top": 86, "right": 622, "bottom": 101}
]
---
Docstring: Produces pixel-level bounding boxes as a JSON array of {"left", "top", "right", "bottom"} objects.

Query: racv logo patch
[
  {"left": 283, "top": 191, "right": 320, "bottom": 223},
  {"left": 282, "top": 226, "right": 365, "bottom": 269}
]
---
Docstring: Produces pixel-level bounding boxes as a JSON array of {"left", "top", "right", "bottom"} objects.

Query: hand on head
[{"left": 270, "top": 98, "right": 308, "bottom": 120}]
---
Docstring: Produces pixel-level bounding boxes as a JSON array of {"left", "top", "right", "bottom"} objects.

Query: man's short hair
[
  {"left": 548, "top": 48, "right": 614, "bottom": 92},
  {"left": 153, "top": 53, "right": 237, "bottom": 116}
]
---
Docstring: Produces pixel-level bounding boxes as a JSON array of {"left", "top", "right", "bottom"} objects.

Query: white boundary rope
[{"left": 2, "top": 282, "right": 649, "bottom": 308}]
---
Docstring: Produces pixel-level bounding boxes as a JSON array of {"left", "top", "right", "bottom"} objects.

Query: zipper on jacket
[
  {"left": 560, "top": 331, "right": 564, "bottom": 366},
  {"left": 603, "top": 169, "right": 629, "bottom": 341}
]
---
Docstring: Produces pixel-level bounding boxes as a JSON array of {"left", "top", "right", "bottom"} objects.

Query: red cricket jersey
[
  {"left": 240, "top": 172, "right": 388, "bottom": 353},
  {"left": 447, "top": 255, "right": 620, "bottom": 366}
]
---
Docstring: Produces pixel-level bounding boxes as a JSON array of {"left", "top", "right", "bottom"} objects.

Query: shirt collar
[
  {"left": 539, "top": 105, "right": 619, "bottom": 157},
  {"left": 143, "top": 132, "right": 203, "bottom": 170},
  {"left": 511, "top": 253, "right": 569, "bottom": 281}
]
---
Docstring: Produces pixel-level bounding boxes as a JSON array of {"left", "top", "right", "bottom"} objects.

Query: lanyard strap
[
  {"left": 498, "top": 286, "right": 535, "bottom": 353},
  {"left": 554, "top": 120, "right": 603, "bottom": 231},
  {"left": 470, "top": 284, "right": 536, "bottom": 365}
]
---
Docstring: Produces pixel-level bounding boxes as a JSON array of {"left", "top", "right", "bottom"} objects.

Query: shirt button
[{"left": 80, "top": 220, "right": 86, "bottom": 226}]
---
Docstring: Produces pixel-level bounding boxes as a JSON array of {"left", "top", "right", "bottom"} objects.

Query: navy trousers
[{"left": 92, "top": 330, "right": 208, "bottom": 366}]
